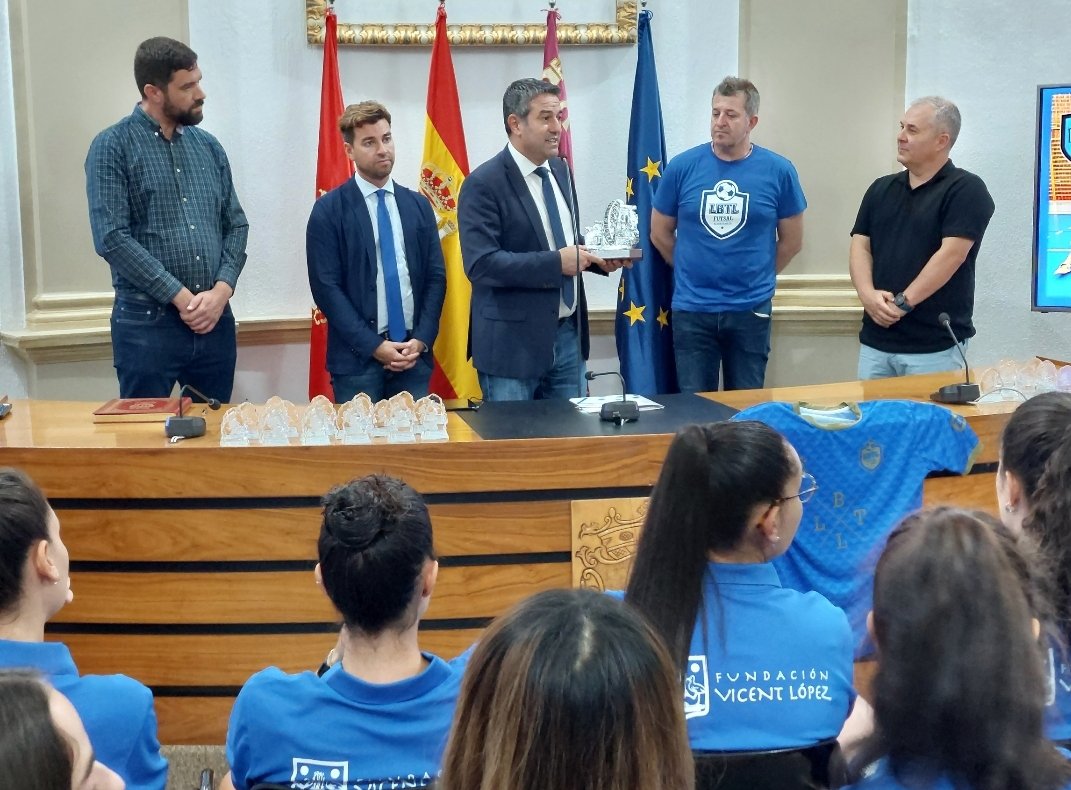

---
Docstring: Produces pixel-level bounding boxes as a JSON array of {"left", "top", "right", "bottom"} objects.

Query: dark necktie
[
  {"left": 376, "top": 188, "right": 407, "bottom": 341},
  {"left": 535, "top": 166, "right": 575, "bottom": 309}
]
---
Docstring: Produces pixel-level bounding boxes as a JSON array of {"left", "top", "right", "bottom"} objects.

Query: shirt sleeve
[
  {"left": 777, "top": 159, "right": 808, "bottom": 219},
  {"left": 850, "top": 179, "right": 880, "bottom": 237},
  {"left": 211, "top": 138, "right": 249, "bottom": 291},
  {"left": 918, "top": 403, "right": 980, "bottom": 474},
  {"left": 651, "top": 156, "right": 682, "bottom": 217},
  {"left": 940, "top": 173, "right": 995, "bottom": 241},
  {"left": 225, "top": 686, "right": 253, "bottom": 790},
  {"left": 122, "top": 696, "right": 169, "bottom": 790},
  {"left": 84, "top": 130, "right": 185, "bottom": 304}
]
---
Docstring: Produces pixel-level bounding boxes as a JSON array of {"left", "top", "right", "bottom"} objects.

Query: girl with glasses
[{"left": 623, "top": 420, "right": 855, "bottom": 752}]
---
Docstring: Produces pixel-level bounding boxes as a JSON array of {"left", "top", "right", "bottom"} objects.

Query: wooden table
[{"left": 0, "top": 371, "right": 1016, "bottom": 743}]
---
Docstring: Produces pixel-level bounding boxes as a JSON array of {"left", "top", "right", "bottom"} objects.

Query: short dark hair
[
  {"left": 317, "top": 475, "right": 434, "bottom": 634},
  {"left": 437, "top": 589, "right": 694, "bottom": 790},
  {"left": 856, "top": 507, "right": 1071, "bottom": 789},
  {"left": 502, "top": 78, "right": 560, "bottom": 136},
  {"left": 626, "top": 421, "right": 794, "bottom": 668},
  {"left": 0, "top": 468, "right": 52, "bottom": 615},
  {"left": 338, "top": 101, "right": 392, "bottom": 146},
  {"left": 713, "top": 76, "right": 760, "bottom": 117},
  {"left": 134, "top": 37, "right": 198, "bottom": 99},
  {"left": 0, "top": 670, "right": 74, "bottom": 790}
]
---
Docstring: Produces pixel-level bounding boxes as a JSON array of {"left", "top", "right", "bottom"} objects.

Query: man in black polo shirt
[{"left": 849, "top": 96, "right": 994, "bottom": 379}]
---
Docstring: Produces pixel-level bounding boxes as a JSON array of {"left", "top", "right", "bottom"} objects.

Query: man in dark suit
[
  {"left": 307, "top": 101, "right": 446, "bottom": 403},
  {"left": 458, "top": 78, "right": 624, "bottom": 402}
]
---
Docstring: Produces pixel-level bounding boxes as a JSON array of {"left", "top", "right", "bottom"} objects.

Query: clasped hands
[
  {"left": 374, "top": 338, "right": 426, "bottom": 372},
  {"left": 861, "top": 289, "right": 907, "bottom": 328}
]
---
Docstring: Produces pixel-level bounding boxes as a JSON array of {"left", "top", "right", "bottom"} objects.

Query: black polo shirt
[{"left": 851, "top": 160, "right": 994, "bottom": 354}]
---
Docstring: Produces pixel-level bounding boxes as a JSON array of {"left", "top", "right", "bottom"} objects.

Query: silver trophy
[{"left": 583, "top": 199, "right": 643, "bottom": 259}]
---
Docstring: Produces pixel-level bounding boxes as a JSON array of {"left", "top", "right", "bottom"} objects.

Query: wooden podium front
[{"left": 0, "top": 371, "right": 1016, "bottom": 743}]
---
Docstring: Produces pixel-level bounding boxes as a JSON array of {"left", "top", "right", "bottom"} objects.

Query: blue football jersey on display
[{"left": 733, "top": 401, "right": 978, "bottom": 655}]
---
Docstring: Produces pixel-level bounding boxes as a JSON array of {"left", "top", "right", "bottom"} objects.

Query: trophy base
[{"left": 588, "top": 246, "right": 643, "bottom": 260}]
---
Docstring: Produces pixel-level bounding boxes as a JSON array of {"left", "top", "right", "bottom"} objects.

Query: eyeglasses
[{"left": 776, "top": 472, "right": 818, "bottom": 505}]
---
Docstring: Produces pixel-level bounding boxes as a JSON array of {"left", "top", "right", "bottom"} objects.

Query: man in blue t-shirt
[{"left": 651, "top": 76, "right": 806, "bottom": 392}]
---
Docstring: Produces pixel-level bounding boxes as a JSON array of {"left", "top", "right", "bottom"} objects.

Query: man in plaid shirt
[{"left": 86, "top": 37, "right": 248, "bottom": 402}]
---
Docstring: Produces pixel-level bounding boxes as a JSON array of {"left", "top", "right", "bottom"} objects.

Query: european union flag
[{"left": 615, "top": 9, "right": 676, "bottom": 395}]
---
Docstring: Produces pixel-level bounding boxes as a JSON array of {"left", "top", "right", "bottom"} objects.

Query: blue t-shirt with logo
[
  {"left": 652, "top": 142, "right": 806, "bottom": 312},
  {"left": 0, "top": 639, "right": 168, "bottom": 790},
  {"left": 612, "top": 562, "right": 855, "bottom": 751},
  {"left": 226, "top": 654, "right": 463, "bottom": 789},
  {"left": 733, "top": 401, "right": 979, "bottom": 656}
]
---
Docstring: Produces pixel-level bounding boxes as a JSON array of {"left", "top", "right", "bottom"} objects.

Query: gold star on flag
[
  {"left": 656, "top": 307, "right": 670, "bottom": 328},
  {"left": 625, "top": 177, "right": 634, "bottom": 199},
  {"left": 623, "top": 301, "right": 646, "bottom": 325},
  {"left": 640, "top": 157, "right": 661, "bottom": 182},
  {"left": 618, "top": 278, "right": 625, "bottom": 302}
]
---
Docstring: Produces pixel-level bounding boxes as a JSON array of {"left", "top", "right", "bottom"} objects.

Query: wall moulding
[
  {"left": 306, "top": 0, "right": 638, "bottom": 47},
  {"left": 2, "top": 276, "right": 860, "bottom": 364}
]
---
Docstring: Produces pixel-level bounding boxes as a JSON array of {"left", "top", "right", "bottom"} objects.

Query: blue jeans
[
  {"left": 479, "top": 316, "right": 585, "bottom": 401},
  {"left": 331, "top": 353, "right": 434, "bottom": 403},
  {"left": 857, "top": 341, "right": 969, "bottom": 380},
  {"left": 673, "top": 301, "right": 772, "bottom": 392},
  {"left": 110, "top": 296, "right": 236, "bottom": 402}
]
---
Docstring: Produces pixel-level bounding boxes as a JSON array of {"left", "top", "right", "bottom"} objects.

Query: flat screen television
[{"left": 1033, "top": 84, "right": 1071, "bottom": 311}]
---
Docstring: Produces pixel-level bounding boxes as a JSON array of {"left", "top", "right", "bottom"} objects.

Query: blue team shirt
[
  {"left": 652, "top": 142, "right": 806, "bottom": 312},
  {"left": 733, "top": 401, "right": 979, "bottom": 656},
  {"left": 0, "top": 639, "right": 168, "bottom": 790},
  {"left": 1046, "top": 638, "right": 1071, "bottom": 741},
  {"left": 613, "top": 562, "right": 855, "bottom": 751},
  {"left": 226, "top": 654, "right": 463, "bottom": 790}
]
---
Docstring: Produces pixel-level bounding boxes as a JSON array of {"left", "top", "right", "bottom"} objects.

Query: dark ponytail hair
[
  {"left": 857, "top": 507, "right": 1071, "bottom": 790},
  {"left": 1025, "top": 423, "right": 1071, "bottom": 631},
  {"left": 0, "top": 468, "right": 52, "bottom": 615},
  {"left": 1000, "top": 391, "right": 1071, "bottom": 504},
  {"left": 625, "top": 421, "right": 794, "bottom": 669},
  {"left": 317, "top": 474, "right": 435, "bottom": 634}
]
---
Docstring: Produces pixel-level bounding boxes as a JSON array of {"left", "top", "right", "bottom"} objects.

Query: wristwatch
[{"left": 893, "top": 292, "right": 914, "bottom": 313}]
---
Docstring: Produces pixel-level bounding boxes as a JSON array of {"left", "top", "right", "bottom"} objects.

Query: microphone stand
[
  {"left": 165, "top": 384, "right": 223, "bottom": 439},
  {"left": 929, "top": 312, "right": 980, "bottom": 405},
  {"left": 585, "top": 370, "right": 639, "bottom": 425}
]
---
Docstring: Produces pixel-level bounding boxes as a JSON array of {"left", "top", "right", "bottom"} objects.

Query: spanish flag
[
  {"left": 308, "top": 3, "right": 353, "bottom": 401},
  {"left": 421, "top": 4, "right": 479, "bottom": 401}
]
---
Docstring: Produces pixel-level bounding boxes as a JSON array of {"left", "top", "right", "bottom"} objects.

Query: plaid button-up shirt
[{"left": 85, "top": 105, "right": 249, "bottom": 304}]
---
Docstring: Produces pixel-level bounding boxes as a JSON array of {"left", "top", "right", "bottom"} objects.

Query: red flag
[
  {"left": 308, "top": 4, "right": 353, "bottom": 401},
  {"left": 542, "top": 9, "right": 573, "bottom": 169},
  {"left": 421, "top": 4, "right": 479, "bottom": 401}
]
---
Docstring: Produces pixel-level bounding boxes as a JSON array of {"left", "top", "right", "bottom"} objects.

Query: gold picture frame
[{"left": 306, "top": 0, "right": 638, "bottom": 47}]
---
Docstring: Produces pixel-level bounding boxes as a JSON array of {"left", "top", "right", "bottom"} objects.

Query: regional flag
[
  {"left": 421, "top": 4, "right": 479, "bottom": 401},
  {"left": 308, "top": 4, "right": 354, "bottom": 401},
  {"left": 541, "top": 8, "right": 573, "bottom": 169},
  {"left": 615, "top": 9, "right": 677, "bottom": 395}
]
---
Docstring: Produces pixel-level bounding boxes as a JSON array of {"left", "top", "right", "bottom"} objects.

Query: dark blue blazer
[
  {"left": 307, "top": 178, "right": 446, "bottom": 375},
  {"left": 458, "top": 147, "right": 597, "bottom": 379}
]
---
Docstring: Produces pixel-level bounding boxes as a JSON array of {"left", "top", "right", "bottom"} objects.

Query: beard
[{"left": 164, "top": 96, "right": 204, "bottom": 127}]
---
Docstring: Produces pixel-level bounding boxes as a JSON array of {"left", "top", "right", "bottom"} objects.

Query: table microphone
[
  {"left": 585, "top": 370, "right": 639, "bottom": 424},
  {"left": 929, "top": 312, "right": 980, "bottom": 405},
  {"left": 165, "top": 384, "right": 222, "bottom": 438}
]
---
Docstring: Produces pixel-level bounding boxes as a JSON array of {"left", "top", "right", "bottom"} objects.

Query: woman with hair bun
[{"left": 222, "top": 474, "right": 463, "bottom": 790}]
